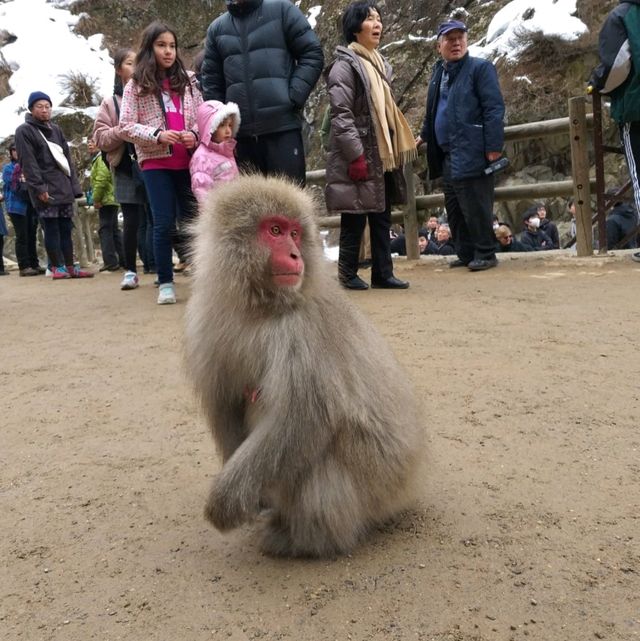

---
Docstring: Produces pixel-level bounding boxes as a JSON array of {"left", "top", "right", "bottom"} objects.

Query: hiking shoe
[
  {"left": 67, "top": 265, "right": 94, "bottom": 278},
  {"left": 19, "top": 267, "right": 39, "bottom": 277},
  {"left": 120, "top": 271, "right": 139, "bottom": 290},
  {"left": 157, "top": 283, "right": 176, "bottom": 305},
  {"left": 51, "top": 266, "right": 71, "bottom": 280}
]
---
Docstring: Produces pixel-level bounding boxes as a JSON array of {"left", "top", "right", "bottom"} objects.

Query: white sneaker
[
  {"left": 45, "top": 268, "right": 53, "bottom": 278},
  {"left": 157, "top": 283, "right": 176, "bottom": 305},
  {"left": 120, "top": 270, "right": 139, "bottom": 290}
]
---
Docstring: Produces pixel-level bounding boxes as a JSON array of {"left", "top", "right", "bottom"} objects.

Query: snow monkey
[{"left": 184, "top": 174, "right": 424, "bottom": 557}]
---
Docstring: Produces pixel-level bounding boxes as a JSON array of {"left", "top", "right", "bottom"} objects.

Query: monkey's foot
[{"left": 259, "top": 514, "right": 296, "bottom": 557}]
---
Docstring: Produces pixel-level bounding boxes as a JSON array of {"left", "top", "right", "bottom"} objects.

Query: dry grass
[{"left": 59, "top": 71, "right": 101, "bottom": 108}]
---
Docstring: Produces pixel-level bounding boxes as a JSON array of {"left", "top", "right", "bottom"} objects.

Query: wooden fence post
[
  {"left": 81, "top": 208, "right": 96, "bottom": 264},
  {"left": 72, "top": 202, "right": 89, "bottom": 267},
  {"left": 569, "top": 96, "right": 593, "bottom": 256},
  {"left": 402, "top": 163, "right": 419, "bottom": 260},
  {"left": 591, "top": 91, "right": 608, "bottom": 252}
]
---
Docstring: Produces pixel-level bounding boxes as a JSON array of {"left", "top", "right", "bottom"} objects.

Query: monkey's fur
[{"left": 184, "top": 175, "right": 423, "bottom": 558}]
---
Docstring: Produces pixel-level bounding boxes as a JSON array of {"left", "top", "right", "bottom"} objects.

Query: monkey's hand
[{"left": 204, "top": 471, "right": 260, "bottom": 532}]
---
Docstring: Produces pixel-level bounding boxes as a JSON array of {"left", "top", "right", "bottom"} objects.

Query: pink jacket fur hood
[{"left": 190, "top": 100, "right": 240, "bottom": 204}]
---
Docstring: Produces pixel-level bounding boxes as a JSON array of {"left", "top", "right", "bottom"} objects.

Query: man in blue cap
[{"left": 416, "top": 20, "right": 505, "bottom": 271}]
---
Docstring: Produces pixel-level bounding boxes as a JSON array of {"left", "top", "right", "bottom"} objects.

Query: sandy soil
[{"left": 2, "top": 251, "right": 639, "bottom": 641}]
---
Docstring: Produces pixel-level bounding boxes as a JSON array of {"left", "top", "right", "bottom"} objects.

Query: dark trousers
[
  {"left": 0, "top": 234, "right": 4, "bottom": 272},
  {"left": 41, "top": 217, "right": 73, "bottom": 267},
  {"left": 98, "top": 204, "right": 124, "bottom": 268},
  {"left": 443, "top": 157, "right": 496, "bottom": 263},
  {"left": 120, "top": 202, "right": 142, "bottom": 273},
  {"left": 142, "top": 169, "right": 197, "bottom": 285},
  {"left": 137, "top": 203, "right": 155, "bottom": 272},
  {"left": 236, "top": 129, "right": 306, "bottom": 187},
  {"left": 9, "top": 207, "right": 39, "bottom": 270},
  {"left": 339, "top": 173, "right": 394, "bottom": 282}
]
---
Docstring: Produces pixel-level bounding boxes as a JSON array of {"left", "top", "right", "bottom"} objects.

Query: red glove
[{"left": 348, "top": 154, "right": 368, "bottom": 181}]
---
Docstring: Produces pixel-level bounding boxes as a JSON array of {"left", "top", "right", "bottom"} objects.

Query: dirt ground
[{"left": 2, "top": 251, "right": 639, "bottom": 641}]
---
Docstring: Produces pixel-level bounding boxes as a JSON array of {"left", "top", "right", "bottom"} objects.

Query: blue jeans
[{"left": 142, "top": 169, "right": 197, "bottom": 285}]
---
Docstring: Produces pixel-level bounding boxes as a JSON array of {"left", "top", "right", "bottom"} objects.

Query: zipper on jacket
[{"left": 237, "top": 14, "right": 257, "bottom": 136}]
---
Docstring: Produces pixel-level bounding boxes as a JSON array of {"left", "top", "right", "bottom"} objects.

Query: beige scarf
[{"left": 349, "top": 42, "right": 417, "bottom": 172}]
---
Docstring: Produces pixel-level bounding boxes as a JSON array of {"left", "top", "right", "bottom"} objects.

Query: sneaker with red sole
[{"left": 51, "top": 266, "right": 71, "bottom": 280}]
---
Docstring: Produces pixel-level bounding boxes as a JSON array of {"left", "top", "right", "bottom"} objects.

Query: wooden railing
[{"left": 70, "top": 98, "right": 606, "bottom": 267}]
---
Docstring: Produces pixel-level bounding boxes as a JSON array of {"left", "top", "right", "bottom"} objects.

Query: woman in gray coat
[{"left": 325, "top": 1, "right": 416, "bottom": 290}]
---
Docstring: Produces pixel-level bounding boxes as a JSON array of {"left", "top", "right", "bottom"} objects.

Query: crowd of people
[{"left": 1, "top": 0, "right": 639, "bottom": 287}]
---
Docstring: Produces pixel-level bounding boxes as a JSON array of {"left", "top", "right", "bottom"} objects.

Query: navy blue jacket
[{"left": 420, "top": 54, "right": 505, "bottom": 180}]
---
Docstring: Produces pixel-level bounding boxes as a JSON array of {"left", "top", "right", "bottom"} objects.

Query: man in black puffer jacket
[{"left": 202, "top": 0, "right": 324, "bottom": 186}]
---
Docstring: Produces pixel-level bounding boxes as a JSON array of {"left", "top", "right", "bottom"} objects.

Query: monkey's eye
[
  {"left": 270, "top": 225, "right": 281, "bottom": 235},
  {"left": 290, "top": 229, "right": 298, "bottom": 239}
]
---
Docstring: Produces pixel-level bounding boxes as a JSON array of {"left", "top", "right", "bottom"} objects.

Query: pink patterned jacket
[
  {"left": 92, "top": 94, "right": 126, "bottom": 168},
  {"left": 119, "top": 74, "right": 203, "bottom": 165}
]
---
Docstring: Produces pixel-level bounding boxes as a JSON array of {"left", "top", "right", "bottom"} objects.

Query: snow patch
[
  {"left": 470, "top": 0, "right": 588, "bottom": 61},
  {"left": 0, "top": 0, "right": 114, "bottom": 141}
]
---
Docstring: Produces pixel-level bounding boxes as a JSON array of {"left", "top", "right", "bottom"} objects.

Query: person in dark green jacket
[
  {"left": 590, "top": 0, "right": 640, "bottom": 260},
  {"left": 89, "top": 139, "right": 123, "bottom": 271}
]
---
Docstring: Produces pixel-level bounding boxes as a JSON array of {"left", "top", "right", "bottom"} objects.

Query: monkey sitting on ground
[{"left": 184, "top": 174, "right": 424, "bottom": 558}]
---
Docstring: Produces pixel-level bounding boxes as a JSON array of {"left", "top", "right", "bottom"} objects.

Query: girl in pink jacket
[
  {"left": 189, "top": 100, "right": 240, "bottom": 204},
  {"left": 119, "top": 21, "right": 202, "bottom": 305}
]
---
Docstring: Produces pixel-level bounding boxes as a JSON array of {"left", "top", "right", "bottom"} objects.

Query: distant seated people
[
  {"left": 424, "top": 223, "right": 455, "bottom": 255},
  {"left": 424, "top": 215, "right": 439, "bottom": 241},
  {"left": 567, "top": 197, "right": 576, "bottom": 247},
  {"left": 418, "top": 231, "right": 429, "bottom": 254},
  {"left": 535, "top": 202, "right": 559, "bottom": 248},
  {"left": 520, "top": 207, "right": 555, "bottom": 251},
  {"left": 495, "top": 224, "right": 528, "bottom": 252},
  {"left": 606, "top": 196, "right": 638, "bottom": 249},
  {"left": 390, "top": 227, "right": 429, "bottom": 256}
]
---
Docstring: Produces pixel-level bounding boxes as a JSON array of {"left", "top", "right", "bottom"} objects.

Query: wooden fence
[{"left": 71, "top": 96, "right": 609, "bottom": 266}]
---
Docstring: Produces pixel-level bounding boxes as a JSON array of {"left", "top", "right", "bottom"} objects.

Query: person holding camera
[{"left": 416, "top": 19, "right": 505, "bottom": 272}]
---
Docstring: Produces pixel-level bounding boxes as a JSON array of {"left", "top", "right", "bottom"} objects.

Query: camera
[{"left": 484, "top": 157, "right": 509, "bottom": 175}]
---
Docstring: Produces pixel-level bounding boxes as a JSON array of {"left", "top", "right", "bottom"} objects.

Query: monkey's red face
[{"left": 257, "top": 216, "right": 304, "bottom": 288}]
